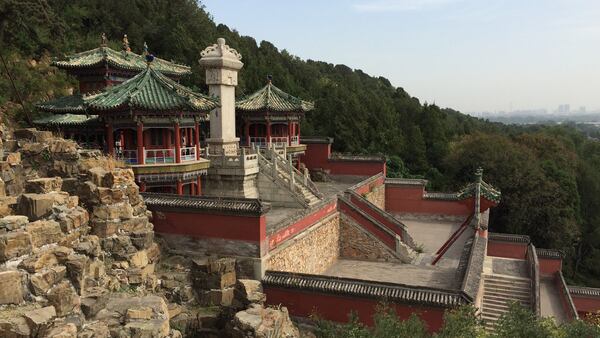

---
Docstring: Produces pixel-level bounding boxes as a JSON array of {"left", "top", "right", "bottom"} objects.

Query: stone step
[
  {"left": 483, "top": 297, "right": 530, "bottom": 307},
  {"left": 484, "top": 280, "right": 531, "bottom": 291},
  {"left": 483, "top": 274, "right": 530, "bottom": 282},
  {"left": 483, "top": 301, "right": 530, "bottom": 313},
  {"left": 483, "top": 293, "right": 530, "bottom": 304},
  {"left": 483, "top": 287, "right": 531, "bottom": 297},
  {"left": 484, "top": 276, "right": 531, "bottom": 285}
]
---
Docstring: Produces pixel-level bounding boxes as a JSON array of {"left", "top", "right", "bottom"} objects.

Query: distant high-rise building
[{"left": 557, "top": 104, "right": 571, "bottom": 114}]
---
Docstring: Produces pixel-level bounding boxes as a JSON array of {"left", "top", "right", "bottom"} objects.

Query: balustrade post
[
  {"left": 304, "top": 167, "right": 309, "bottom": 185},
  {"left": 289, "top": 155, "right": 295, "bottom": 189}
]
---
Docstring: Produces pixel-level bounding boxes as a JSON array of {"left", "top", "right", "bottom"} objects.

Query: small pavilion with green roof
[
  {"left": 35, "top": 34, "right": 193, "bottom": 150},
  {"left": 83, "top": 58, "right": 218, "bottom": 195},
  {"left": 52, "top": 34, "right": 190, "bottom": 93},
  {"left": 236, "top": 78, "right": 313, "bottom": 150}
]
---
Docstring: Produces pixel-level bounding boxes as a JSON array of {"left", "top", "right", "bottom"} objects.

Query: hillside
[{"left": 3, "top": 0, "right": 600, "bottom": 286}]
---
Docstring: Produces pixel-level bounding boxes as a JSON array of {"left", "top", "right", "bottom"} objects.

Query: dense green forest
[{"left": 2, "top": 0, "right": 600, "bottom": 286}]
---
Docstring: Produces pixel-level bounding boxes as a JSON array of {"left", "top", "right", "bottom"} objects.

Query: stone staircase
[
  {"left": 481, "top": 274, "right": 531, "bottom": 330},
  {"left": 256, "top": 148, "right": 321, "bottom": 207}
]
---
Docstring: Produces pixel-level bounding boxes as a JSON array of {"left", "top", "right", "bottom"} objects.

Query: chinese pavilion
[
  {"left": 82, "top": 59, "right": 218, "bottom": 195},
  {"left": 34, "top": 34, "right": 191, "bottom": 148},
  {"left": 236, "top": 79, "right": 312, "bottom": 159}
]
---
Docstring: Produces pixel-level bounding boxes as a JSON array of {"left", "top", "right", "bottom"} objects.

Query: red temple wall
[
  {"left": 539, "top": 258, "right": 562, "bottom": 276},
  {"left": 264, "top": 287, "right": 445, "bottom": 333},
  {"left": 385, "top": 185, "right": 473, "bottom": 216},
  {"left": 571, "top": 296, "right": 600, "bottom": 317},
  {"left": 352, "top": 175, "right": 385, "bottom": 195},
  {"left": 338, "top": 199, "right": 396, "bottom": 249},
  {"left": 487, "top": 241, "right": 528, "bottom": 259},
  {"left": 300, "top": 143, "right": 386, "bottom": 176},
  {"left": 300, "top": 143, "right": 331, "bottom": 169},
  {"left": 152, "top": 211, "right": 266, "bottom": 243},
  {"left": 348, "top": 193, "right": 402, "bottom": 239},
  {"left": 267, "top": 200, "right": 338, "bottom": 251},
  {"left": 327, "top": 161, "right": 386, "bottom": 176}
]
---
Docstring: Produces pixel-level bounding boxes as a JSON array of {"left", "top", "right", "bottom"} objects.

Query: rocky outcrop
[{"left": 0, "top": 128, "right": 303, "bottom": 337}]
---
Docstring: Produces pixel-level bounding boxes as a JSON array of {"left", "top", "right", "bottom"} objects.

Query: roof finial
[
  {"left": 143, "top": 42, "right": 149, "bottom": 56},
  {"left": 267, "top": 75, "right": 273, "bottom": 84},
  {"left": 101, "top": 33, "right": 108, "bottom": 47},
  {"left": 475, "top": 167, "right": 483, "bottom": 183},
  {"left": 122, "top": 34, "right": 131, "bottom": 52}
]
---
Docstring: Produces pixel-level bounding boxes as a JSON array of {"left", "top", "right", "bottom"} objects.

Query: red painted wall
[
  {"left": 300, "top": 142, "right": 386, "bottom": 176},
  {"left": 348, "top": 193, "right": 402, "bottom": 239},
  {"left": 572, "top": 296, "right": 600, "bottom": 318},
  {"left": 487, "top": 241, "right": 528, "bottom": 259},
  {"left": 152, "top": 211, "right": 266, "bottom": 243},
  {"left": 339, "top": 199, "right": 396, "bottom": 249},
  {"left": 386, "top": 185, "right": 473, "bottom": 216},
  {"left": 386, "top": 184, "right": 497, "bottom": 216},
  {"left": 352, "top": 175, "right": 385, "bottom": 195},
  {"left": 539, "top": 258, "right": 562, "bottom": 276},
  {"left": 327, "top": 160, "right": 386, "bottom": 176},
  {"left": 268, "top": 200, "right": 338, "bottom": 250},
  {"left": 265, "top": 287, "right": 446, "bottom": 333},
  {"left": 300, "top": 143, "right": 331, "bottom": 170}
]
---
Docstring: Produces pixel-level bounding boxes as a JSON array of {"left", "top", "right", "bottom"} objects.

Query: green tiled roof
[
  {"left": 35, "top": 94, "right": 86, "bottom": 114},
  {"left": 85, "top": 65, "right": 219, "bottom": 113},
  {"left": 236, "top": 82, "right": 314, "bottom": 113},
  {"left": 52, "top": 46, "right": 191, "bottom": 76},
  {"left": 33, "top": 113, "right": 100, "bottom": 127}
]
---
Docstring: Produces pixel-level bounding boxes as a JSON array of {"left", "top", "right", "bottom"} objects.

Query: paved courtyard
[{"left": 323, "top": 259, "right": 459, "bottom": 289}]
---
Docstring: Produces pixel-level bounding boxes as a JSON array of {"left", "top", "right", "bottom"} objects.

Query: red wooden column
[
  {"left": 266, "top": 120, "right": 271, "bottom": 147},
  {"left": 136, "top": 121, "right": 144, "bottom": 164},
  {"left": 287, "top": 121, "right": 292, "bottom": 146},
  {"left": 176, "top": 180, "right": 183, "bottom": 195},
  {"left": 297, "top": 122, "right": 301, "bottom": 144},
  {"left": 196, "top": 176, "right": 202, "bottom": 195},
  {"left": 106, "top": 123, "right": 115, "bottom": 156},
  {"left": 174, "top": 120, "right": 182, "bottom": 163},
  {"left": 244, "top": 120, "right": 250, "bottom": 146},
  {"left": 194, "top": 119, "right": 201, "bottom": 160}
]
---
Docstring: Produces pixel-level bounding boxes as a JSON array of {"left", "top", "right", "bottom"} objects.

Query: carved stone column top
[{"left": 199, "top": 38, "right": 244, "bottom": 71}]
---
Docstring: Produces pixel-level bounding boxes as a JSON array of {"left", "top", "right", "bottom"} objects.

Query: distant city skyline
[{"left": 202, "top": 0, "right": 600, "bottom": 114}]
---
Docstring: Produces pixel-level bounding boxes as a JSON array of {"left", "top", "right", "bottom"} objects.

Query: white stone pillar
[{"left": 199, "top": 38, "right": 243, "bottom": 156}]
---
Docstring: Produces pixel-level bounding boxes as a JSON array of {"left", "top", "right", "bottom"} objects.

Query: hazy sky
[{"left": 202, "top": 0, "right": 600, "bottom": 113}]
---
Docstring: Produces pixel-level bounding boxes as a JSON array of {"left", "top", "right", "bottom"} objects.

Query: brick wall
[
  {"left": 267, "top": 213, "right": 340, "bottom": 274},
  {"left": 339, "top": 214, "right": 400, "bottom": 262},
  {"left": 362, "top": 184, "right": 385, "bottom": 210}
]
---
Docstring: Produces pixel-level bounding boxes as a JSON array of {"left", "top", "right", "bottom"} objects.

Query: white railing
[
  {"left": 271, "top": 137, "right": 289, "bottom": 148},
  {"left": 290, "top": 136, "right": 299, "bottom": 145},
  {"left": 117, "top": 149, "right": 138, "bottom": 164},
  {"left": 250, "top": 137, "right": 268, "bottom": 148},
  {"left": 145, "top": 148, "right": 175, "bottom": 164},
  {"left": 180, "top": 146, "right": 196, "bottom": 162}
]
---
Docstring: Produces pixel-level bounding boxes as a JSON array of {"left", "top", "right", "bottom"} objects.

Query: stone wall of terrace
[{"left": 266, "top": 213, "right": 340, "bottom": 275}]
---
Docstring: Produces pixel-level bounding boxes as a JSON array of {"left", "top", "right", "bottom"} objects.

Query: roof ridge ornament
[
  {"left": 101, "top": 33, "right": 108, "bottom": 47},
  {"left": 122, "top": 34, "right": 131, "bottom": 52}
]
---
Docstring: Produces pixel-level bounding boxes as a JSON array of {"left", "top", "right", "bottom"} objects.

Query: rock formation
[{"left": 0, "top": 128, "right": 299, "bottom": 337}]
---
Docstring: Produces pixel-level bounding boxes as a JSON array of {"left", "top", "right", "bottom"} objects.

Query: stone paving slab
[
  {"left": 323, "top": 259, "right": 459, "bottom": 289},
  {"left": 540, "top": 277, "right": 568, "bottom": 324}
]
